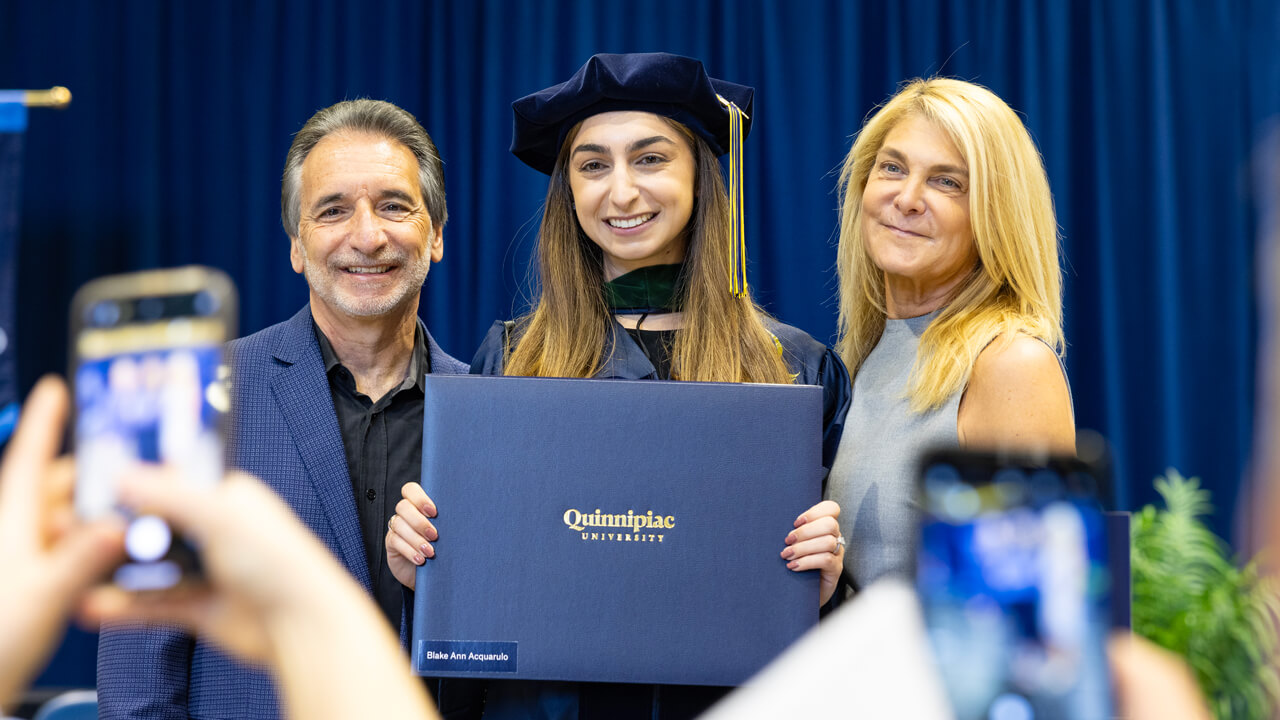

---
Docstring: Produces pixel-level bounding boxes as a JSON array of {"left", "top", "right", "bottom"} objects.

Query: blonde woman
[
  {"left": 829, "top": 78, "right": 1075, "bottom": 592},
  {"left": 387, "top": 53, "right": 851, "bottom": 720}
]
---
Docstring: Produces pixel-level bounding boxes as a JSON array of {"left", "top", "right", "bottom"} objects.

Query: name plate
[{"left": 416, "top": 640, "right": 518, "bottom": 674}]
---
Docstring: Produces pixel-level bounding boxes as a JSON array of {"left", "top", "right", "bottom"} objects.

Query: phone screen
[
  {"left": 71, "top": 268, "right": 234, "bottom": 591},
  {"left": 916, "top": 451, "right": 1111, "bottom": 720}
]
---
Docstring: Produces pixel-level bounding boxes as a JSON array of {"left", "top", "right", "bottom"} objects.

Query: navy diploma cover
[{"left": 412, "top": 375, "right": 824, "bottom": 686}]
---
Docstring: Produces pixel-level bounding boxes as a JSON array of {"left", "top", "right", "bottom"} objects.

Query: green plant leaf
[{"left": 1131, "top": 469, "right": 1280, "bottom": 719}]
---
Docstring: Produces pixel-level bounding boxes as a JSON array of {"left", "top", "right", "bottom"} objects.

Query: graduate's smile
[{"left": 606, "top": 212, "right": 657, "bottom": 231}]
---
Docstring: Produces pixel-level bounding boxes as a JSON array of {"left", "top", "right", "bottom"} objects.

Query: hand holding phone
[
  {"left": 70, "top": 266, "right": 236, "bottom": 591},
  {"left": 0, "top": 377, "right": 125, "bottom": 709},
  {"left": 916, "top": 449, "right": 1112, "bottom": 720}
]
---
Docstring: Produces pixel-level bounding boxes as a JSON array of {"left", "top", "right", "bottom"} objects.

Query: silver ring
[
  {"left": 835, "top": 534, "right": 846, "bottom": 552},
  {"left": 388, "top": 515, "right": 396, "bottom": 534}
]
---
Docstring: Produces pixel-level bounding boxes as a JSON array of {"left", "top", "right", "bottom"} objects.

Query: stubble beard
[{"left": 302, "top": 250, "right": 431, "bottom": 318}]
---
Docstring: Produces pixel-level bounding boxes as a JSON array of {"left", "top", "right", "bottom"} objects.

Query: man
[{"left": 96, "top": 99, "right": 482, "bottom": 720}]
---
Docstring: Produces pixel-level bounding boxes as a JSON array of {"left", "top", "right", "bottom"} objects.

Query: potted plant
[{"left": 1130, "top": 469, "right": 1280, "bottom": 719}]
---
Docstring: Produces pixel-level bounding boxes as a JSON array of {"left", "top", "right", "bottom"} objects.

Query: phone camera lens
[
  {"left": 89, "top": 300, "right": 122, "bottom": 327},
  {"left": 193, "top": 290, "right": 219, "bottom": 316}
]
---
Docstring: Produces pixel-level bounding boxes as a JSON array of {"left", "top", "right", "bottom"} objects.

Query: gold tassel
[{"left": 717, "top": 95, "right": 749, "bottom": 298}]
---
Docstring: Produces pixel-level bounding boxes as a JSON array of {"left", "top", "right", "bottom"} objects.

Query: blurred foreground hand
[
  {"left": 82, "top": 466, "right": 439, "bottom": 719},
  {"left": 0, "top": 376, "right": 437, "bottom": 720},
  {"left": 1110, "top": 633, "right": 1212, "bottom": 720},
  {"left": 0, "top": 377, "right": 124, "bottom": 711}
]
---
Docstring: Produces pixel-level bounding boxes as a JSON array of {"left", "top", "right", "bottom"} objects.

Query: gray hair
[{"left": 281, "top": 99, "right": 447, "bottom": 237}]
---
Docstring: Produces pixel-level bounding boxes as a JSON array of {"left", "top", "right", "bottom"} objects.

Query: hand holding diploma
[
  {"left": 387, "top": 478, "right": 846, "bottom": 608},
  {"left": 783, "top": 500, "right": 845, "bottom": 606},
  {"left": 387, "top": 480, "right": 439, "bottom": 590}
]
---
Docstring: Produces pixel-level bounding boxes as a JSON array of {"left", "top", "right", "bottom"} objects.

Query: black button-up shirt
[{"left": 315, "top": 320, "right": 430, "bottom": 631}]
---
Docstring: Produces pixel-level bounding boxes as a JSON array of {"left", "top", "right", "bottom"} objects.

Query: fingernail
[
  {"left": 784, "top": 532, "right": 796, "bottom": 545},
  {"left": 424, "top": 545, "right": 435, "bottom": 559},
  {"left": 794, "top": 515, "right": 807, "bottom": 527},
  {"left": 420, "top": 544, "right": 430, "bottom": 555},
  {"left": 426, "top": 528, "right": 438, "bottom": 542},
  {"left": 787, "top": 561, "right": 799, "bottom": 570},
  {"left": 414, "top": 554, "right": 425, "bottom": 565},
  {"left": 423, "top": 504, "right": 436, "bottom": 518},
  {"left": 781, "top": 548, "right": 794, "bottom": 560}
]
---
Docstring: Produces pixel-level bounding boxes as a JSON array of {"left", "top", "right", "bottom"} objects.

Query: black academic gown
[{"left": 471, "top": 319, "right": 849, "bottom": 469}]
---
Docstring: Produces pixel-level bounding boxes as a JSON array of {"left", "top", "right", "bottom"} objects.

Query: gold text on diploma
[{"left": 562, "top": 508, "right": 675, "bottom": 543}]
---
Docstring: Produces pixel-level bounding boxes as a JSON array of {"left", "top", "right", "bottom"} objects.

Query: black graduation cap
[
  {"left": 511, "top": 52, "right": 754, "bottom": 297},
  {"left": 510, "top": 52, "right": 753, "bottom": 175}
]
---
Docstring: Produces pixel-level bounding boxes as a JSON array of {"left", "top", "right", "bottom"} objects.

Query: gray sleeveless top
[{"left": 826, "top": 310, "right": 960, "bottom": 591}]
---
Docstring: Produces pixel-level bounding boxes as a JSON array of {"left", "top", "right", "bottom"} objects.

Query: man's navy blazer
[{"left": 96, "top": 305, "right": 469, "bottom": 720}]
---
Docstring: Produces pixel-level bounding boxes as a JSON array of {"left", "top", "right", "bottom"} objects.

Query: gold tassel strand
[{"left": 717, "top": 95, "right": 749, "bottom": 298}]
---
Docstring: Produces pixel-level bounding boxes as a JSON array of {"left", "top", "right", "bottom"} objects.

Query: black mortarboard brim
[
  {"left": 510, "top": 52, "right": 754, "bottom": 176},
  {"left": 511, "top": 52, "right": 755, "bottom": 298}
]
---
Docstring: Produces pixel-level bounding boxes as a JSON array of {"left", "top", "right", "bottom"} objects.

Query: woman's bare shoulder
[{"left": 959, "top": 332, "right": 1074, "bottom": 453}]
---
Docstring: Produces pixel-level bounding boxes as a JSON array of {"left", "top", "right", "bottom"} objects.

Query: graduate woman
[{"left": 387, "top": 53, "right": 850, "bottom": 719}]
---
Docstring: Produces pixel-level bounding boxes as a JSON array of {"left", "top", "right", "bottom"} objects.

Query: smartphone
[
  {"left": 916, "top": 449, "right": 1112, "bottom": 720},
  {"left": 70, "top": 266, "right": 236, "bottom": 591}
]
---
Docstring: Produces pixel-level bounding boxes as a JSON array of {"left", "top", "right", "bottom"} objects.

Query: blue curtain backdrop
[{"left": 2, "top": 0, "right": 1278, "bottom": 686}]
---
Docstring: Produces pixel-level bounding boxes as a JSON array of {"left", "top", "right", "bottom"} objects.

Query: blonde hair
[
  {"left": 835, "top": 77, "right": 1063, "bottom": 412},
  {"left": 504, "top": 117, "right": 793, "bottom": 384}
]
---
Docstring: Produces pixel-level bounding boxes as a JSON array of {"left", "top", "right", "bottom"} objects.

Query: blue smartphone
[
  {"left": 916, "top": 449, "right": 1112, "bottom": 720},
  {"left": 70, "top": 266, "right": 236, "bottom": 591}
]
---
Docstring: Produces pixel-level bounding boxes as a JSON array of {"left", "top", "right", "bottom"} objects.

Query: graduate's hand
[
  {"left": 386, "top": 482, "right": 438, "bottom": 590},
  {"left": 782, "top": 500, "right": 844, "bottom": 606},
  {"left": 0, "top": 376, "right": 126, "bottom": 710}
]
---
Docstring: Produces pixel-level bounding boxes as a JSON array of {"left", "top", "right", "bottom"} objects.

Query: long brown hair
[{"left": 504, "top": 116, "right": 793, "bottom": 384}]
